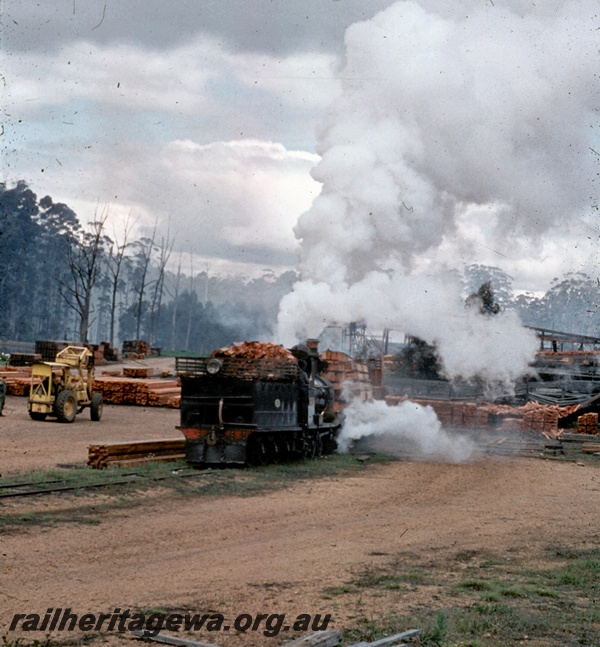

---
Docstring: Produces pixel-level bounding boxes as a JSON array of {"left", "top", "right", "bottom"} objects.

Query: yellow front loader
[{"left": 28, "top": 346, "right": 103, "bottom": 423}]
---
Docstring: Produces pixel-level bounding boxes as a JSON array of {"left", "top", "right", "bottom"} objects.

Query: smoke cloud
[
  {"left": 276, "top": 0, "right": 597, "bottom": 386},
  {"left": 338, "top": 398, "right": 474, "bottom": 462}
]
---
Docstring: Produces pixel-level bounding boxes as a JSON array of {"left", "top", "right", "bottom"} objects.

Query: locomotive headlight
[{"left": 206, "top": 358, "right": 222, "bottom": 375}]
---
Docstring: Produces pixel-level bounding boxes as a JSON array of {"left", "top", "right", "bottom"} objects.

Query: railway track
[{"left": 0, "top": 468, "right": 208, "bottom": 500}]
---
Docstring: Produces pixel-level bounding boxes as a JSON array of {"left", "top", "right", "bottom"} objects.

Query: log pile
[
  {"left": 577, "top": 412, "right": 598, "bottom": 435},
  {"left": 87, "top": 438, "right": 186, "bottom": 468},
  {"left": 92, "top": 376, "right": 181, "bottom": 407}
]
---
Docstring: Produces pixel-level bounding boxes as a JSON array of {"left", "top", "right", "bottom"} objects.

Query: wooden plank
[
  {"left": 280, "top": 629, "right": 342, "bottom": 647},
  {"left": 345, "top": 629, "right": 421, "bottom": 647},
  {"left": 130, "top": 629, "right": 220, "bottom": 647},
  {"left": 581, "top": 444, "right": 600, "bottom": 454}
]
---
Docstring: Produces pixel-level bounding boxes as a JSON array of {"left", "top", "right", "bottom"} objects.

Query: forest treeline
[
  {"left": 0, "top": 181, "right": 294, "bottom": 353},
  {"left": 1, "top": 181, "right": 598, "bottom": 353}
]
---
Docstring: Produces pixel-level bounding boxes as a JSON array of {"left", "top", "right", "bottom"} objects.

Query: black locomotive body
[{"left": 176, "top": 343, "right": 341, "bottom": 465}]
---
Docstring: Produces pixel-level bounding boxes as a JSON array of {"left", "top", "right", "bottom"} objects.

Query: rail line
[{"left": 0, "top": 468, "right": 209, "bottom": 500}]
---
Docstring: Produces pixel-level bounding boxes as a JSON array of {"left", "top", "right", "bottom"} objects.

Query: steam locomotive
[{"left": 175, "top": 341, "right": 342, "bottom": 465}]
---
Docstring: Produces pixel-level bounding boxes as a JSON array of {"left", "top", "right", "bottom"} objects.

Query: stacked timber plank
[
  {"left": 36, "top": 340, "right": 121, "bottom": 364},
  {"left": 385, "top": 396, "right": 489, "bottom": 429},
  {"left": 577, "top": 412, "right": 598, "bottom": 435},
  {"left": 92, "top": 376, "right": 181, "bottom": 407},
  {"left": 87, "top": 341, "right": 121, "bottom": 365},
  {"left": 8, "top": 353, "right": 42, "bottom": 367},
  {"left": 122, "top": 340, "right": 150, "bottom": 358},
  {"left": 0, "top": 366, "right": 32, "bottom": 396},
  {"left": 88, "top": 438, "right": 186, "bottom": 468},
  {"left": 384, "top": 396, "right": 567, "bottom": 439},
  {"left": 122, "top": 367, "right": 153, "bottom": 378},
  {"left": 35, "top": 340, "right": 80, "bottom": 362},
  {"left": 321, "top": 350, "right": 373, "bottom": 413}
]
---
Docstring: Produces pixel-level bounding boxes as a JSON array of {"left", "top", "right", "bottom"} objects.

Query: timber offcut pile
[
  {"left": 201, "top": 341, "right": 299, "bottom": 381},
  {"left": 88, "top": 438, "right": 186, "bottom": 468},
  {"left": 211, "top": 341, "right": 296, "bottom": 361},
  {"left": 92, "top": 376, "right": 181, "bottom": 407}
]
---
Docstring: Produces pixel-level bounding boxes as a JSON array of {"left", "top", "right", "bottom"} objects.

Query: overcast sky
[{"left": 1, "top": 0, "right": 598, "bottom": 292}]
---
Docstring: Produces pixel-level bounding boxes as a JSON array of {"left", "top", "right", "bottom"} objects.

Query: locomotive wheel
[
  {"left": 273, "top": 436, "right": 291, "bottom": 463},
  {"left": 248, "top": 436, "right": 269, "bottom": 466},
  {"left": 302, "top": 433, "right": 317, "bottom": 460},
  {"left": 257, "top": 439, "right": 270, "bottom": 465},
  {"left": 314, "top": 433, "right": 323, "bottom": 457}
]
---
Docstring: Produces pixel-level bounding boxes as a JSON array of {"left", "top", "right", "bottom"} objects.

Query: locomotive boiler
[{"left": 175, "top": 341, "right": 341, "bottom": 465}]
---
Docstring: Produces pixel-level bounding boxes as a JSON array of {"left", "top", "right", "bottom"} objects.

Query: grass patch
[
  {"left": 331, "top": 546, "right": 600, "bottom": 646},
  {"left": 352, "top": 563, "right": 429, "bottom": 591}
]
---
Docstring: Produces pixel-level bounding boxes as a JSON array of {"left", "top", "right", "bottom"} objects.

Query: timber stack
[
  {"left": 0, "top": 366, "right": 33, "bottom": 396},
  {"left": 8, "top": 353, "right": 42, "bottom": 367},
  {"left": 88, "top": 438, "right": 186, "bottom": 468},
  {"left": 577, "top": 412, "right": 598, "bottom": 435},
  {"left": 385, "top": 396, "right": 570, "bottom": 439},
  {"left": 122, "top": 340, "right": 150, "bottom": 359},
  {"left": 35, "top": 340, "right": 121, "bottom": 364},
  {"left": 92, "top": 376, "right": 181, "bottom": 407},
  {"left": 321, "top": 350, "right": 373, "bottom": 413}
]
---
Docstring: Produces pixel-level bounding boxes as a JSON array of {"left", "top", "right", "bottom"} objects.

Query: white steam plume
[
  {"left": 338, "top": 399, "right": 474, "bottom": 463},
  {"left": 276, "top": 1, "right": 597, "bottom": 386}
]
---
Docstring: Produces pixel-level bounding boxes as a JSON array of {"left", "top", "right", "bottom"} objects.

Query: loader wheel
[
  {"left": 29, "top": 411, "right": 47, "bottom": 421},
  {"left": 90, "top": 392, "right": 103, "bottom": 421},
  {"left": 55, "top": 389, "right": 77, "bottom": 423}
]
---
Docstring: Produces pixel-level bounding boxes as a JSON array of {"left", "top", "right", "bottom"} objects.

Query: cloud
[
  {"left": 82, "top": 137, "right": 321, "bottom": 266},
  {"left": 2, "top": 32, "right": 334, "bottom": 272},
  {"left": 2, "top": 0, "right": 395, "bottom": 56}
]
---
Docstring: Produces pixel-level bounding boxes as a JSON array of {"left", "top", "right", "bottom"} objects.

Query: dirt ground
[{"left": 0, "top": 383, "right": 599, "bottom": 646}]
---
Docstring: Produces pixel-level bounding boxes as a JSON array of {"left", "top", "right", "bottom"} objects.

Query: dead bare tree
[
  {"left": 131, "top": 221, "right": 157, "bottom": 340},
  {"left": 185, "top": 252, "right": 195, "bottom": 351},
  {"left": 106, "top": 212, "right": 137, "bottom": 346},
  {"left": 163, "top": 250, "right": 184, "bottom": 350},
  {"left": 148, "top": 223, "right": 174, "bottom": 346},
  {"left": 61, "top": 207, "right": 109, "bottom": 343}
]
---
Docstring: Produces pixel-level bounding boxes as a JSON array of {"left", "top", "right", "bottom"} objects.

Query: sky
[{"left": 1, "top": 0, "right": 598, "bottom": 293}]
